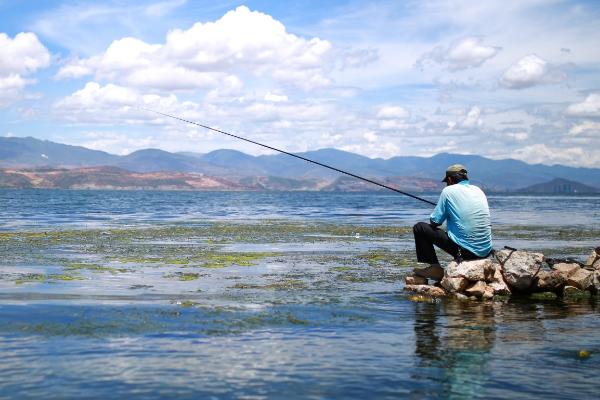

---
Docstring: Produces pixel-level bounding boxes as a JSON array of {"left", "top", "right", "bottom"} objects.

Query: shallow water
[{"left": 0, "top": 190, "right": 599, "bottom": 399}]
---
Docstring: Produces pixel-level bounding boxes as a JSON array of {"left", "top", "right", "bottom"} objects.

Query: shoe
[{"left": 413, "top": 264, "right": 444, "bottom": 281}]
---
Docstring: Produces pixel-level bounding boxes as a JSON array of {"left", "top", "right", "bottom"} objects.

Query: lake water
[{"left": 0, "top": 190, "right": 599, "bottom": 399}]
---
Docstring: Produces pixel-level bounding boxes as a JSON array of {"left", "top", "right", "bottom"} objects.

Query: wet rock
[
  {"left": 445, "top": 259, "right": 495, "bottom": 282},
  {"left": 488, "top": 266, "right": 511, "bottom": 295},
  {"left": 567, "top": 268, "right": 593, "bottom": 290},
  {"left": 440, "top": 276, "right": 469, "bottom": 293},
  {"left": 404, "top": 284, "right": 446, "bottom": 297},
  {"left": 584, "top": 247, "right": 600, "bottom": 270},
  {"left": 405, "top": 275, "right": 427, "bottom": 285},
  {"left": 465, "top": 281, "right": 487, "bottom": 297},
  {"left": 553, "top": 262, "right": 580, "bottom": 278},
  {"left": 482, "top": 285, "right": 495, "bottom": 300},
  {"left": 563, "top": 285, "right": 591, "bottom": 298},
  {"left": 535, "top": 270, "right": 567, "bottom": 291},
  {"left": 496, "top": 249, "right": 543, "bottom": 291}
]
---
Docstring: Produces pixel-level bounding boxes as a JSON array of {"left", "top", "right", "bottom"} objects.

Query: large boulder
[
  {"left": 567, "top": 267, "right": 593, "bottom": 290},
  {"left": 535, "top": 270, "right": 567, "bottom": 291},
  {"left": 495, "top": 249, "right": 543, "bottom": 291},
  {"left": 445, "top": 259, "right": 495, "bottom": 282},
  {"left": 553, "top": 263, "right": 580, "bottom": 278}
]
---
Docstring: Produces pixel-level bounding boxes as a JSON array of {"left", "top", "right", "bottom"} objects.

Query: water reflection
[
  {"left": 411, "top": 297, "right": 600, "bottom": 399},
  {"left": 412, "top": 300, "right": 495, "bottom": 399}
]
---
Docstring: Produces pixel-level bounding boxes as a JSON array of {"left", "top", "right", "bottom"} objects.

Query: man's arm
[{"left": 429, "top": 190, "right": 447, "bottom": 227}]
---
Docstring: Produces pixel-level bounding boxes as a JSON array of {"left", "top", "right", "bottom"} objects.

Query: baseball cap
[{"left": 442, "top": 164, "right": 468, "bottom": 182}]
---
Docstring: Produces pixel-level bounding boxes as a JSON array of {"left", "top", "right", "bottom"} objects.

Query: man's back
[{"left": 430, "top": 180, "right": 492, "bottom": 257}]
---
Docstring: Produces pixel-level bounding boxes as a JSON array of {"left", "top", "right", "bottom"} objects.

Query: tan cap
[{"left": 442, "top": 164, "right": 468, "bottom": 182}]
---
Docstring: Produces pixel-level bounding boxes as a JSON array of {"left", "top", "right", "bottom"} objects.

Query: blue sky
[{"left": 1, "top": 0, "right": 599, "bottom": 167}]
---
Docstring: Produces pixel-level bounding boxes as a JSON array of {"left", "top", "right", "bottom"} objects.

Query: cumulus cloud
[
  {"left": 0, "top": 32, "right": 51, "bottom": 106},
  {"left": 56, "top": 6, "right": 339, "bottom": 91},
  {"left": 53, "top": 81, "right": 202, "bottom": 124},
  {"left": 500, "top": 54, "right": 568, "bottom": 89},
  {"left": 416, "top": 37, "right": 501, "bottom": 71},
  {"left": 565, "top": 93, "right": 600, "bottom": 118}
]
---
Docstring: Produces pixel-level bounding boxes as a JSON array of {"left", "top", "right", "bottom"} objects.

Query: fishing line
[{"left": 141, "top": 108, "right": 437, "bottom": 206}]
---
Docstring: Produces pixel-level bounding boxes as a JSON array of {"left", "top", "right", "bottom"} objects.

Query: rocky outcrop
[
  {"left": 404, "top": 247, "right": 599, "bottom": 300},
  {"left": 495, "top": 249, "right": 543, "bottom": 291}
]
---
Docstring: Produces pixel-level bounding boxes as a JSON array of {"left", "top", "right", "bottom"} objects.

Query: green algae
[
  {"left": 15, "top": 273, "right": 82, "bottom": 285},
  {"left": 64, "top": 262, "right": 128, "bottom": 274},
  {"left": 232, "top": 279, "right": 307, "bottom": 290},
  {"left": 530, "top": 292, "right": 559, "bottom": 301},
  {"left": 165, "top": 272, "right": 201, "bottom": 281}
]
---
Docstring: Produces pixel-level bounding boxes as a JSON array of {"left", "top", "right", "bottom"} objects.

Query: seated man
[{"left": 413, "top": 164, "right": 492, "bottom": 281}]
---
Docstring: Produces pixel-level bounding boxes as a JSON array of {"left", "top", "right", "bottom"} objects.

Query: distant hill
[
  {"left": 1, "top": 136, "right": 599, "bottom": 192},
  {"left": 517, "top": 178, "right": 599, "bottom": 194}
]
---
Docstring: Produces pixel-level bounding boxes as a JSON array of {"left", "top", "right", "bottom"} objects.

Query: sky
[{"left": 1, "top": 0, "right": 599, "bottom": 167}]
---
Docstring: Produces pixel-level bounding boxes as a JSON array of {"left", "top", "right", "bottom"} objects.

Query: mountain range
[{"left": 1, "top": 136, "right": 599, "bottom": 192}]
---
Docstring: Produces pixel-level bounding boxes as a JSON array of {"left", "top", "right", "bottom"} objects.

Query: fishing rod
[{"left": 141, "top": 108, "right": 437, "bottom": 206}]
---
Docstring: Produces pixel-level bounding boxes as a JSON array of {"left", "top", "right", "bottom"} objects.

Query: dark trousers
[{"left": 413, "top": 222, "right": 481, "bottom": 265}]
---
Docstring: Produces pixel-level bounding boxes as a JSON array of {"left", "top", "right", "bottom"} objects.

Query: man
[{"left": 412, "top": 164, "right": 492, "bottom": 281}]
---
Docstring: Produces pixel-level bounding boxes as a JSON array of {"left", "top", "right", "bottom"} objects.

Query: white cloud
[
  {"left": 363, "top": 131, "right": 378, "bottom": 142},
  {"left": 500, "top": 54, "right": 567, "bottom": 89},
  {"left": 565, "top": 93, "right": 600, "bottom": 118},
  {"left": 376, "top": 105, "right": 410, "bottom": 119},
  {"left": 53, "top": 81, "right": 202, "bottom": 124},
  {"left": 512, "top": 143, "right": 600, "bottom": 168},
  {"left": 569, "top": 121, "right": 600, "bottom": 135},
  {"left": 56, "top": 6, "right": 337, "bottom": 91},
  {"left": 0, "top": 32, "right": 51, "bottom": 106},
  {"left": 416, "top": 37, "right": 501, "bottom": 71},
  {"left": 264, "top": 92, "right": 288, "bottom": 102},
  {"left": 460, "top": 106, "right": 483, "bottom": 128}
]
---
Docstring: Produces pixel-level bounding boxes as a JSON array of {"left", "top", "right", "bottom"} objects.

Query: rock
[
  {"left": 405, "top": 275, "right": 428, "bottom": 285},
  {"left": 454, "top": 293, "right": 469, "bottom": 300},
  {"left": 440, "top": 276, "right": 469, "bottom": 293},
  {"left": 495, "top": 249, "right": 543, "bottom": 291},
  {"left": 465, "top": 281, "right": 487, "bottom": 297},
  {"left": 563, "top": 285, "right": 591, "bottom": 298},
  {"left": 445, "top": 259, "right": 495, "bottom": 282},
  {"left": 482, "top": 285, "right": 495, "bottom": 300},
  {"left": 566, "top": 267, "right": 593, "bottom": 290},
  {"left": 553, "top": 262, "right": 580, "bottom": 278},
  {"left": 535, "top": 270, "right": 567, "bottom": 291},
  {"left": 488, "top": 266, "right": 511, "bottom": 295},
  {"left": 404, "top": 284, "right": 446, "bottom": 297},
  {"left": 584, "top": 247, "right": 600, "bottom": 270}
]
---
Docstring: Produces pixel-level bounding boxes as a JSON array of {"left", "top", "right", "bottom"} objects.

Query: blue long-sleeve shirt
[{"left": 430, "top": 180, "right": 492, "bottom": 257}]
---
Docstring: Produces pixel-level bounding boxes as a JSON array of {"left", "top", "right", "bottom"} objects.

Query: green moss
[{"left": 530, "top": 292, "right": 558, "bottom": 301}]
